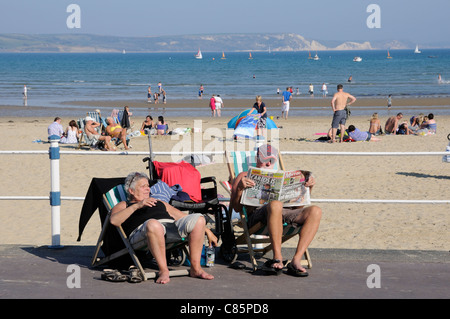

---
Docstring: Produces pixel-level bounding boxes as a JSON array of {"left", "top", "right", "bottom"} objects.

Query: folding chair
[
  {"left": 86, "top": 111, "right": 107, "bottom": 133},
  {"left": 224, "top": 150, "right": 312, "bottom": 271},
  {"left": 76, "top": 118, "right": 99, "bottom": 149},
  {"left": 91, "top": 184, "right": 190, "bottom": 281}
]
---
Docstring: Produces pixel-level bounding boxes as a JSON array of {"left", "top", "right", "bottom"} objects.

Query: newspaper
[{"left": 240, "top": 167, "right": 311, "bottom": 207}]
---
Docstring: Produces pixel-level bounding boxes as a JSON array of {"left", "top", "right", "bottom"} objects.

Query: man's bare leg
[
  {"left": 267, "top": 201, "right": 284, "bottom": 269},
  {"left": 290, "top": 205, "right": 322, "bottom": 272}
]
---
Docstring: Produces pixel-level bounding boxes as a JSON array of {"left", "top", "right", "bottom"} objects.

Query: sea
[{"left": 1, "top": 49, "right": 449, "bottom": 117}]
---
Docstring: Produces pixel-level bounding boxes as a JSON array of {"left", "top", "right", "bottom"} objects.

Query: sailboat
[
  {"left": 308, "top": 51, "right": 313, "bottom": 59},
  {"left": 387, "top": 50, "right": 392, "bottom": 59},
  {"left": 313, "top": 52, "right": 319, "bottom": 60},
  {"left": 414, "top": 45, "right": 421, "bottom": 54},
  {"left": 221, "top": 52, "right": 226, "bottom": 59},
  {"left": 248, "top": 52, "right": 253, "bottom": 59},
  {"left": 195, "top": 49, "right": 202, "bottom": 59}
]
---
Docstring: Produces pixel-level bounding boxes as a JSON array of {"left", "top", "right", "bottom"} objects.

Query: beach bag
[{"left": 345, "top": 105, "right": 351, "bottom": 118}]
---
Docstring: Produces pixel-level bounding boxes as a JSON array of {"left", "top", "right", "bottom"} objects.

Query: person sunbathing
[
  {"left": 106, "top": 117, "right": 130, "bottom": 150},
  {"left": 110, "top": 172, "right": 214, "bottom": 284},
  {"left": 84, "top": 116, "right": 115, "bottom": 151},
  {"left": 348, "top": 125, "right": 381, "bottom": 141}
]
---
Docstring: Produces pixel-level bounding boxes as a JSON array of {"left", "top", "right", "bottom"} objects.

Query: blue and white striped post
[{"left": 48, "top": 135, "right": 63, "bottom": 249}]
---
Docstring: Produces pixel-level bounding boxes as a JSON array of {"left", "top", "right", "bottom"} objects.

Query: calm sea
[{"left": 1, "top": 50, "right": 449, "bottom": 117}]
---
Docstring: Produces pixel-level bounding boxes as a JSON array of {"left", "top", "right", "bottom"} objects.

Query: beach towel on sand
[{"left": 233, "top": 114, "right": 258, "bottom": 138}]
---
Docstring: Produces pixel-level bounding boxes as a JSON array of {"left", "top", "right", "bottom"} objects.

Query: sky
[{"left": 1, "top": 0, "right": 449, "bottom": 45}]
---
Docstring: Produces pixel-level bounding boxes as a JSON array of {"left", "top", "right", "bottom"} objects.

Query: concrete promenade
[{"left": 1, "top": 245, "right": 449, "bottom": 301}]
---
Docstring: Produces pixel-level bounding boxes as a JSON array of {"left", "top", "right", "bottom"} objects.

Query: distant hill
[{"left": 0, "top": 33, "right": 439, "bottom": 53}]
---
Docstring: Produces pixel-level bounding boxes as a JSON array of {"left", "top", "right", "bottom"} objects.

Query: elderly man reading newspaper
[{"left": 230, "top": 144, "right": 322, "bottom": 277}]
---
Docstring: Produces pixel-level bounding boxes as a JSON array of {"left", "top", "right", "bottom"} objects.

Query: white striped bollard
[{"left": 49, "top": 135, "right": 63, "bottom": 249}]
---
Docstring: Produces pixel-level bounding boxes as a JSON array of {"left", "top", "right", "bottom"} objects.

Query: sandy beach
[{"left": 0, "top": 98, "right": 449, "bottom": 252}]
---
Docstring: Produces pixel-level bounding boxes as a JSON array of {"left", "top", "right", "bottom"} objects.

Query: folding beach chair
[
  {"left": 224, "top": 150, "right": 312, "bottom": 271},
  {"left": 86, "top": 111, "right": 107, "bottom": 133},
  {"left": 76, "top": 118, "right": 100, "bottom": 149},
  {"left": 91, "top": 184, "right": 190, "bottom": 281}
]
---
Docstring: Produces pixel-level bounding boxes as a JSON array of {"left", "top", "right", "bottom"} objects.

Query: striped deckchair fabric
[
  {"left": 103, "top": 184, "right": 127, "bottom": 209},
  {"left": 224, "top": 149, "right": 312, "bottom": 271}
]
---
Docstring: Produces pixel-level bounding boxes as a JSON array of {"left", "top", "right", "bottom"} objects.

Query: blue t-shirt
[{"left": 282, "top": 91, "right": 291, "bottom": 102}]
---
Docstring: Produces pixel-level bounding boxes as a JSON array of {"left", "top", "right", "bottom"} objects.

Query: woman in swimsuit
[{"left": 140, "top": 115, "right": 154, "bottom": 134}]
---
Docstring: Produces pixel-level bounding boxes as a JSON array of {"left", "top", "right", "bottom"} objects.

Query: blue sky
[{"left": 1, "top": 0, "right": 449, "bottom": 44}]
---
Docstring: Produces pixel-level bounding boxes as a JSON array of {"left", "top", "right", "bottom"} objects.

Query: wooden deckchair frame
[
  {"left": 91, "top": 184, "right": 190, "bottom": 281},
  {"left": 225, "top": 150, "right": 312, "bottom": 272}
]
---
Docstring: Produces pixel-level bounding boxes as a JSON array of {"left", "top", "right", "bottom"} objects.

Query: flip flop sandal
[
  {"left": 261, "top": 259, "right": 283, "bottom": 276},
  {"left": 228, "top": 261, "right": 246, "bottom": 270},
  {"left": 101, "top": 269, "right": 127, "bottom": 282},
  {"left": 286, "top": 262, "right": 309, "bottom": 277},
  {"left": 126, "top": 266, "right": 143, "bottom": 283}
]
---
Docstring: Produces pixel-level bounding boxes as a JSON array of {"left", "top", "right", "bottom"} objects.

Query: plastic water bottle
[{"left": 206, "top": 245, "right": 215, "bottom": 267}]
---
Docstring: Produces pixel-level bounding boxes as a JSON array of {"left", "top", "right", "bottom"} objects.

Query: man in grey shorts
[
  {"left": 231, "top": 144, "right": 322, "bottom": 276},
  {"left": 330, "top": 84, "right": 356, "bottom": 143}
]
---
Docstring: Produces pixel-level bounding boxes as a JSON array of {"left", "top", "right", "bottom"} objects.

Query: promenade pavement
[{"left": 1, "top": 244, "right": 449, "bottom": 302}]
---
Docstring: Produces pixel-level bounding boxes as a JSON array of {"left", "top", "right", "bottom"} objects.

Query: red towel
[{"left": 153, "top": 161, "right": 202, "bottom": 202}]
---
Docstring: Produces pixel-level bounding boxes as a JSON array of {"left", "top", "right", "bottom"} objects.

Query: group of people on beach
[
  {"left": 47, "top": 105, "right": 171, "bottom": 151},
  {"left": 209, "top": 94, "right": 224, "bottom": 117},
  {"left": 323, "top": 84, "right": 438, "bottom": 143},
  {"left": 147, "top": 82, "right": 166, "bottom": 104}
]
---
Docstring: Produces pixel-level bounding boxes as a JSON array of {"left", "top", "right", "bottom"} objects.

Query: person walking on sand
[
  {"left": 281, "top": 87, "right": 292, "bottom": 119},
  {"left": 147, "top": 86, "right": 152, "bottom": 103},
  {"left": 387, "top": 94, "right": 392, "bottom": 110},
  {"left": 209, "top": 94, "right": 216, "bottom": 117},
  {"left": 215, "top": 94, "right": 224, "bottom": 117},
  {"left": 330, "top": 84, "right": 357, "bottom": 143},
  {"left": 23, "top": 85, "right": 28, "bottom": 99},
  {"left": 321, "top": 83, "right": 327, "bottom": 98}
]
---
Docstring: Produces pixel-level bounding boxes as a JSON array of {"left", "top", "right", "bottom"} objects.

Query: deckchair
[
  {"left": 91, "top": 184, "right": 190, "bottom": 281},
  {"left": 86, "top": 111, "right": 106, "bottom": 133},
  {"left": 224, "top": 150, "right": 312, "bottom": 271},
  {"left": 76, "top": 118, "right": 100, "bottom": 149}
]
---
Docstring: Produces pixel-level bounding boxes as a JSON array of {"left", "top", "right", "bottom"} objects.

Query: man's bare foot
[
  {"left": 189, "top": 269, "right": 214, "bottom": 280},
  {"left": 156, "top": 270, "right": 170, "bottom": 284}
]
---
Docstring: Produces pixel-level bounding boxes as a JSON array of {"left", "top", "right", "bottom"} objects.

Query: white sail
[
  {"left": 195, "top": 49, "right": 202, "bottom": 59},
  {"left": 414, "top": 45, "right": 421, "bottom": 54}
]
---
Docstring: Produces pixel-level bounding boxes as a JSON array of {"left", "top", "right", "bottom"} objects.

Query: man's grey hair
[{"left": 124, "top": 172, "right": 149, "bottom": 200}]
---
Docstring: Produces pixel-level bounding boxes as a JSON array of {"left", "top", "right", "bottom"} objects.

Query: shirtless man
[
  {"left": 106, "top": 117, "right": 129, "bottom": 150},
  {"left": 330, "top": 84, "right": 357, "bottom": 143},
  {"left": 84, "top": 116, "right": 115, "bottom": 151},
  {"left": 384, "top": 113, "right": 403, "bottom": 135}
]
